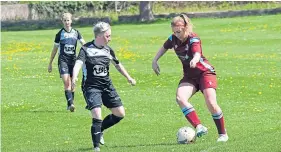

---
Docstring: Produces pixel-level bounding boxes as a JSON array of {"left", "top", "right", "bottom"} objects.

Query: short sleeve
[
  {"left": 54, "top": 32, "right": 61, "bottom": 44},
  {"left": 77, "top": 30, "right": 83, "bottom": 40},
  {"left": 77, "top": 47, "right": 87, "bottom": 63},
  {"left": 109, "top": 48, "right": 120, "bottom": 65},
  {"left": 163, "top": 35, "right": 173, "bottom": 49},
  {"left": 190, "top": 37, "right": 202, "bottom": 54}
]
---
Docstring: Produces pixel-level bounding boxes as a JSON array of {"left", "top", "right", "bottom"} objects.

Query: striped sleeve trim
[
  {"left": 190, "top": 37, "right": 200, "bottom": 44},
  {"left": 168, "top": 35, "right": 173, "bottom": 41}
]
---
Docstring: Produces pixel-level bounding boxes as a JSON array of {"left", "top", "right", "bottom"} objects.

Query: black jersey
[
  {"left": 77, "top": 40, "right": 119, "bottom": 89},
  {"left": 54, "top": 28, "right": 83, "bottom": 64}
]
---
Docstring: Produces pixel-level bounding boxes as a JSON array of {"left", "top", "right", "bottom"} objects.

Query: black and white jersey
[
  {"left": 77, "top": 40, "right": 119, "bottom": 89},
  {"left": 54, "top": 28, "right": 83, "bottom": 64}
]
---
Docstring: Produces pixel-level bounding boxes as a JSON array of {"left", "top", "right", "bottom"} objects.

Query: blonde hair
[
  {"left": 93, "top": 22, "right": 110, "bottom": 38},
  {"left": 171, "top": 14, "right": 193, "bottom": 34},
  {"left": 61, "top": 13, "right": 72, "bottom": 20}
]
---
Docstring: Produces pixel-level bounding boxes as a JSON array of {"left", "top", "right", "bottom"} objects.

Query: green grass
[{"left": 1, "top": 14, "right": 281, "bottom": 152}]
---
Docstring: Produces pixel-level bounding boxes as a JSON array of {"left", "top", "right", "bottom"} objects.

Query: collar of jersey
[
  {"left": 92, "top": 40, "right": 104, "bottom": 49},
  {"left": 63, "top": 28, "right": 73, "bottom": 33}
]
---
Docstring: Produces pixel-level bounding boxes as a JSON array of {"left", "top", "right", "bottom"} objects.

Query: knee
[
  {"left": 116, "top": 111, "right": 125, "bottom": 118},
  {"left": 64, "top": 81, "right": 71, "bottom": 89},
  {"left": 112, "top": 107, "right": 125, "bottom": 118},
  {"left": 176, "top": 96, "right": 186, "bottom": 104}
]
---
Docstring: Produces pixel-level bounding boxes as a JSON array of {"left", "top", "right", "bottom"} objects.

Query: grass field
[{"left": 1, "top": 14, "right": 281, "bottom": 152}]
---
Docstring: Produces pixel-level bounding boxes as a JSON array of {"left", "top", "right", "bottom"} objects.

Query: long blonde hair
[{"left": 171, "top": 14, "right": 193, "bottom": 35}]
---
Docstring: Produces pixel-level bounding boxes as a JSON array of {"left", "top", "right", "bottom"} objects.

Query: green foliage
[
  {"left": 28, "top": 1, "right": 139, "bottom": 19},
  {"left": 29, "top": 1, "right": 105, "bottom": 19}
]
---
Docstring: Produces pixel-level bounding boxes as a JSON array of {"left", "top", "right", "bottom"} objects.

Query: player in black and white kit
[
  {"left": 48, "top": 13, "right": 85, "bottom": 112},
  {"left": 72, "top": 22, "right": 136, "bottom": 152}
]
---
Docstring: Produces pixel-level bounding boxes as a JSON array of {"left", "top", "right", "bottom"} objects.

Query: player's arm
[
  {"left": 189, "top": 37, "right": 202, "bottom": 68},
  {"left": 112, "top": 61, "right": 136, "bottom": 86},
  {"left": 71, "top": 60, "right": 83, "bottom": 90},
  {"left": 110, "top": 48, "right": 136, "bottom": 86},
  {"left": 77, "top": 30, "right": 86, "bottom": 45},
  {"left": 152, "top": 46, "right": 168, "bottom": 75},
  {"left": 48, "top": 43, "right": 59, "bottom": 73},
  {"left": 79, "top": 39, "right": 86, "bottom": 45},
  {"left": 71, "top": 47, "right": 86, "bottom": 91},
  {"left": 152, "top": 35, "right": 172, "bottom": 75}
]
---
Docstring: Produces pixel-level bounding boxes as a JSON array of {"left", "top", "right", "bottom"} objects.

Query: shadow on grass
[
  {"left": 78, "top": 142, "right": 178, "bottom": 151},
  {"left": 29, "top": 110, "right": 66, "bottom": 113}
]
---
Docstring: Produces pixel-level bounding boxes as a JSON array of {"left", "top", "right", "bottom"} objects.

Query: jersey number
[
  {"left": 64, "top": 44, "right": 75, "bottom": 54},
  {"left": 93, "top": 65, "right": 108, "bottom": 76}
]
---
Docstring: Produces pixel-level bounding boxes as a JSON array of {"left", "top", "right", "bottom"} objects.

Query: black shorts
[
  {"left": 58, "top": 61, "right": 74, "bottom": 77},
  {"left": 82, "top": 84, "right": 123, "bottom": 110}
]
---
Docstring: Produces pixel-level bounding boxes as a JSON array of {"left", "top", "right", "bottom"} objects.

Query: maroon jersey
[{"left": 163, "top": 33, "right": 215, "bottom": 78}]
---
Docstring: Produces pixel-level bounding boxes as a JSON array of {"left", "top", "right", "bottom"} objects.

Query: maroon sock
[
  {"left": 212, "top": 112, "right": 226, "bottom": 134},
  {"left": 182, "top": 107, "right": 201, "bottom": 128}
]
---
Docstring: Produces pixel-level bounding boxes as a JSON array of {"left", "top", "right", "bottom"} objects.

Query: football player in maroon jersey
[{"left": 152, "top": 14, "right": 228, "bottom": 142}]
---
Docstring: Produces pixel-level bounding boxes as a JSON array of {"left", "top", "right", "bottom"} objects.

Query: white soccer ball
[{"left": 177, "top": 126, "right": 196, "bottom": 144}]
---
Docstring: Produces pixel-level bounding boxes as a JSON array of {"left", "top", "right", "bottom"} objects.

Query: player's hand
[
  {"left": 128, "top": 78, "right": 136, "bottom": 86},
  {"left": 190, "top": 59, "right": 197, "bottom": 68},
  {"left": 71, "top": 78, "right": 78, "bottom": 91},
  {"left": 48, "top": 64, "right": 52, "bottom": 73},
  {"left": 152, "top": 61, "right": 160, "bottom": 76}
]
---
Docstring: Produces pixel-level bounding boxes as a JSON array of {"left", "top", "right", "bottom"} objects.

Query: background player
[{"left": 48, "top": 13, "right": 85, "bottom": 112}]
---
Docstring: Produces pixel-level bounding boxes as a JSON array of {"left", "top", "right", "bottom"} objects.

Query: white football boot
[
  {"left": 196, "top": 124, "right": 208, "bottom": 137},
  {"left": 93, "top": 147, "right": 100, "bottom": 152},
  {"left": 217, "top": 134, "right": 229, "bottom": 142}
]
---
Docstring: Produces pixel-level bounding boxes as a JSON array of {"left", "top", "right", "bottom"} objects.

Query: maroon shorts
[{"left": 179, "top": 71, "right": 217, "bottom": 92}]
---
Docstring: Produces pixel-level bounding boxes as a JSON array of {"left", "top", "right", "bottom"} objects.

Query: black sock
[
  {"left": 65, "top": 90, "right": 73, "bottom": 106},
  {"left": 91, "top": 118, "right": 102, "bottom": 148},
  {"left": 101, "top": 114, "right": 124, "bottom": 132},
  {"left": 72, "top": 92, "right": 74, "bottom": 101}
]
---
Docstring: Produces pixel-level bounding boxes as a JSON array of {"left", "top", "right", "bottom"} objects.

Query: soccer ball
[{"left": 177, "top": 126, "right": 196, "bottom": 144}]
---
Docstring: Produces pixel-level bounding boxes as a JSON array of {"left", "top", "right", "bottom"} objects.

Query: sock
[
  {"left": 72, "top": 92, "right": 75, "bottom": 101},
  {"left": 65, "top": 90, "right": 73, "bottom": 106},
  {"left": 182, "top": 107, "right": 201, "bottom": 128},
  {"left": 212, "top": 112, "right": 226, "bottom": 134},
  {"left": 101, "top": 114, "right": 123, "bottom": 132},
  {"left": 91, "top": 118, "right": 102, "bottom": 148}
]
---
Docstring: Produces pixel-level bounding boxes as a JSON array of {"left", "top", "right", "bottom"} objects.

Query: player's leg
[
  {"left": 104, "top": 106, "right": 125, "bottom": 131},
  {"left": 200, "top": 73, "right": 228, "bottom": 142},
  {"left": 100, "top": 85, "right": 124, "bottom": 145},
  {"left": 59, "top": 62, "right": 74, "bottom": 112},
  {"left": 84, "top": 87, "right": 103, "bottom": 150},
  {"left": 176, "top": 79, "right": 207, "bottom": 137},
  {"left": 69, "top": 64, "right": 75, "bottom": 106}
]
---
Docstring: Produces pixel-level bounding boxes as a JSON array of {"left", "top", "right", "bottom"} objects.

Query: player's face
[
  {"left": 172, "top": 22, "right": 186, "bottom": 41},
  {"left": 62, "top": 17, "right": 72, "bottom": 28},
  {"left": 103, "top": 29, "right": 111, "bottom": 44}
]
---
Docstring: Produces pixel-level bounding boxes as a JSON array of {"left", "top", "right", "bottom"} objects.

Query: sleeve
[
  {"left": 163, "top": 35, "right": 173, "bottom": 49},
  {"left": 190, "top": 37, "right": 202, "bottom": 54},
  {"left": 76, "top": 30, "right": 83, "bottom": 40},
  {"left": 76, "top": 47, "right": 87, "bottom": 64},
  {"left": 109, "top": 48, "right": 120, "bottom": 65},
  {"left": 54, "top": 31, "right": 61, "bottom": 45}
]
